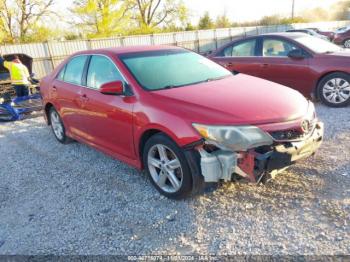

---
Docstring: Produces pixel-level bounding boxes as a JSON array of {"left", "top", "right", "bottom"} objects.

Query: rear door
[
  {"left": 51, "top": 55, "right": 89, "bottom": 136},
  {"left": 78, "top": 55, "right": 135, "bottom": 159},
  {"left": 257, "top": 36, "right": 313, "bottom": 95},
  {"left": 212, "top": 37, "right": 263, "bottom": 77}
]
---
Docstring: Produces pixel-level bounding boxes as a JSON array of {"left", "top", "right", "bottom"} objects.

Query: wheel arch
[
  {"left": 44, "top": 102, "right": 54, "bottom": 125},
  {"left": 138, "top": 127, "right": 183, "bottom": 159}
]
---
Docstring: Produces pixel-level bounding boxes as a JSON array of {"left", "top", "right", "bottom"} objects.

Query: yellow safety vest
[{"left": 4, "top": 61, "right": 30, "bottom": 85}]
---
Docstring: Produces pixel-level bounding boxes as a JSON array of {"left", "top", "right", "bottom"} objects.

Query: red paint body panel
[
  {"left": 40, "top": 45, "right": 313, "bottom": 171},
  {"left": 211, "top": 34, "right": 350, "bottom": 98},
  {"left": 333, "top": 29, "right": 350, "bottom": 45}
]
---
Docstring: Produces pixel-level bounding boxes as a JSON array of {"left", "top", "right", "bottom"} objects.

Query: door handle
[
  {"left": 52, "top": 86, "right": 57, "bottom": 90},
  {"left": 227, "top": 62, "right": 234, "bottom": 67},
  {"left": 261, "top": 63, "right": 269, "bottom": 68},
  {"left": 81, "top": 94, "right": 89, "bottom": 102}
]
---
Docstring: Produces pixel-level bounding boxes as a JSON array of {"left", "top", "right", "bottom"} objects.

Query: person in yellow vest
[{"left": 0, "top": 54, "right": 30, "bottom": 97}]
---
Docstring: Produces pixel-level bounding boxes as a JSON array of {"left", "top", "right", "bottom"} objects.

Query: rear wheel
[
  {"left": 143, "top": 133, "right": 193, "bottom": 199},
  {"left": 318, "top": 73, "right": 350, "bottom": 107},
  {"left": 344, "top": 39, "right": 350, "bottom": 48},
  {"left": 49, "top": 107, "right": 72, "bottom": 144}
]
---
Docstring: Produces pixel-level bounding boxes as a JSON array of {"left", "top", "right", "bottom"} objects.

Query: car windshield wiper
[
  {"left": 152, "top": 75, "right": 230, "bottom": 91},
  {"left": 205, "top": 75, "right": 230, "bottom": 82},
  {"left": 154, "top": 84, "right": 184, "bottom": 91}
]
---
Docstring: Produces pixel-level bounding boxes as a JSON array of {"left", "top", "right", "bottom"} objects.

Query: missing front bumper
[{"left": 198, "top": 121, "right": 324, "bottom": 183}]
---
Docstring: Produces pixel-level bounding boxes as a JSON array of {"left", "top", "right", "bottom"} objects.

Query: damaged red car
[{"left": 40, "top": 46, "right": 324, "bottom": 199}]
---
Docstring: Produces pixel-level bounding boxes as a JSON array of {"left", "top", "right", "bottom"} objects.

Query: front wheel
[
  {"left": 143, "top": 133, "right": 193, "bottom": 199},
  {"left": 318, "top": 73, "right": 350, "bottom": 107}
]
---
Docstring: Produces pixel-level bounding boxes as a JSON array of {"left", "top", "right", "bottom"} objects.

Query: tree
[
  {"left": 215, "top": 13, "right": 231, "bottom": 28},
  {"left": 198, "top": 11, "right": 214, "bottom": 30},
  {"left": 331, "top": 0, "right": 350, "bottom": 20},
  {"left": 129, "top": 0, "right": 188, "bottom": 30},
  {"left": 185, "top": 22, "right": 195, "bottom": 31},
  {"left": 259, "top": 15, "right": 282, "bottom": 25},
  {"left": 71, "top": 0, "right": 131, "bottom": 38},
  {"left": 0, "top": 0, "right": 55, "bottom": 43}
]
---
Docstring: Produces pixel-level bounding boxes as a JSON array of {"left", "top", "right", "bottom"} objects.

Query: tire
[
  {"left": 318, "top": 72, "right": 350, "bottom": 107},
  {"left": 344, "top": 39, "right": 350, "bottom": 48},
  {"left": 49, "top": 107, "right": 72, "bottom": 144},
  {"left": 143, "top": 133, "right": 193, "bottom": 199}
]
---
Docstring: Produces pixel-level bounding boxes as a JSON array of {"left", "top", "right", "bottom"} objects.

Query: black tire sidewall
[
  {"left": 318, "top": 72, "right": 350, "bottom": 107},
  {"left": 49, "top": 107, "right": 70, "bottom": 144},
  {"left": 143, "top": 133, "right": 193, "bottom": 199}
]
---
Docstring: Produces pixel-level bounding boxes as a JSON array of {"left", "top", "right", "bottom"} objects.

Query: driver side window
[
  {"left": 263, "top": 39, "right": 298, "bottom": 57},
  {"left": 87, "top": 55, "right": 124, "bottom": 89}
]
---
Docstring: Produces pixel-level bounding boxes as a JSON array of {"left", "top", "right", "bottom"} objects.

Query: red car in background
[
  {"left": 40, "top": 46, "right": 323, "bottom": 199},
  {"left": 306, "top": 28, "right": 335, "bottom": 41},
  {"left": 210, "top": 33, "right": 350, "bottom": 107},
  {"left": 333, "top": 26, "right": 350, "bottom": 48}
]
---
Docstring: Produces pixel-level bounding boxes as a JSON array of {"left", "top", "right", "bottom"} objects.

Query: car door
[
  {"left": 78, "top": 55, "right": 135, "bottom": 159},
  {"left": 51, "top": 55, "right": 89, "bottom": 136},
  {"left": 212, "top": 38, "right": 264, "bottom": 78},
  {"left": 257, "top": 37, "right": 313, "bottom": 95}
]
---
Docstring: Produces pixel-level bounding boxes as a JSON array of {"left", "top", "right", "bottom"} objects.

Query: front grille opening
[
  {"left": 203, "top": 143, "right": 220, "bottom": 153},
  {"left": 270, "top": 129, "right": 304, "bottom": 141}
]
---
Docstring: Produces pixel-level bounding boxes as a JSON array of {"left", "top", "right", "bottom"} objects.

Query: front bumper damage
[{"left": 196, "top": 121, "right": 324, "bottom": 183}]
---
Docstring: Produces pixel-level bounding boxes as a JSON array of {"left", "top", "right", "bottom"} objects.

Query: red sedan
[
  {"left": 40, "top": 46, "right": 323, "bottom": 199},
  {"left": 210, "top": 33, "right": 350, "bottom": 107}
]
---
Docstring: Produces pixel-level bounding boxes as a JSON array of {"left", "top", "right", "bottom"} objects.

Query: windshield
[
  {"left": 120, "top": 49, "right": 231, "bottom": 91},
  {"left": 294, "top": 35, "right": 342, "bottom": 53}
]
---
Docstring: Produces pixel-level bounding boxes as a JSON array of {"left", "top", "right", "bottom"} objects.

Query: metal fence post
[
  {"left": 45, "top": 41, "right": 55, "bottom": 72},
  {"left": 86, "top": 39, "right": 92, "bottom": 50},
  {"left": 173, "top": 33, "right": 177, "bottom": 46},
  {"left": 214, "top": 29, "right": 218, "bottom": 50},
  {"left": 196, "top": 30, "right": 200, "bottom": 53}
]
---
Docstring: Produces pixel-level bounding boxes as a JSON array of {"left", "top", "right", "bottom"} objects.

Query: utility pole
[{"left": 291, "top": 0, "right": 295, "bottom": 20}]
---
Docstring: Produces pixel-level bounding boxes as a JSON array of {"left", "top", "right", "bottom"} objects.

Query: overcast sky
[
  {"left": 55, "top": 0, "right": 340, "bottom": 24},
  {"left": 186, "top": 0, "right": 340, "bottom": 22}
]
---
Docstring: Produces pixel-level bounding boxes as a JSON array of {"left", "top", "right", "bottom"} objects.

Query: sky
[
  {"left": 185, "top": 0, "right": 340, "bottom": 22},
  {"left": 55, "top": 0, "right": 341, "bottom": 24}
]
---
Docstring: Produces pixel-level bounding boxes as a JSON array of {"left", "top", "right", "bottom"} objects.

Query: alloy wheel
[
  {"left": 344, "top": 40, "right": 350, "bottom": 48},
  {"left": 147, "top": 144, "right": 183, "bottom": 193},
  {"left": 322, "top": 78, "right": 350, "bottom": 104},
  {"left": 50, "top": 110, "right": 64, "bottom": 140}
]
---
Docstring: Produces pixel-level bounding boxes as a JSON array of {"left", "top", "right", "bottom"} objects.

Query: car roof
[
  {"left": 263, "top": 32, "right": 310, "bottom": 39},
  {"left": 73, "top": 45, "right": 183, "bottom": 56}
]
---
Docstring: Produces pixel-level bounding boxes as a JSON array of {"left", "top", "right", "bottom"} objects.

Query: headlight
[
  {"left": 192, "top": 123, "right": 273, "bottom": 151},
  {"left": 0, "top": 97, "right": 4, "bottom": 104},
  {"left": 306, "top": 101, "right": 316, "bottom": 121}
]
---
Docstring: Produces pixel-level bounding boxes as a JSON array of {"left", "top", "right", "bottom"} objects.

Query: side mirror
[
  {"left": 288, "top": 49, "right": 306, "bottom": 59},
  {"left": 100, "top": 81, "right": 124, "bottom": 96}
]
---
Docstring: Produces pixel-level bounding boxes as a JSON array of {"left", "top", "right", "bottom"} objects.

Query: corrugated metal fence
[{"left": 0, "top": 20, "right": 348, "bottom": 78}]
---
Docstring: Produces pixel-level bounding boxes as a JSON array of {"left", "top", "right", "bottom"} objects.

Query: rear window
[{"left": 63, "top": 56, "right": 88, "bottom": 85}]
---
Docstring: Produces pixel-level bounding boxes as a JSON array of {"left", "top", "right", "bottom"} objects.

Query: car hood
[{"left": 151, "top": 74, "right": 309, "bottom": 125}]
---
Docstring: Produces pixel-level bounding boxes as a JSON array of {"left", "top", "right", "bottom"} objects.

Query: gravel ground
[{"left": 0, "top": 104, "right": 349, "bottom": 256}]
